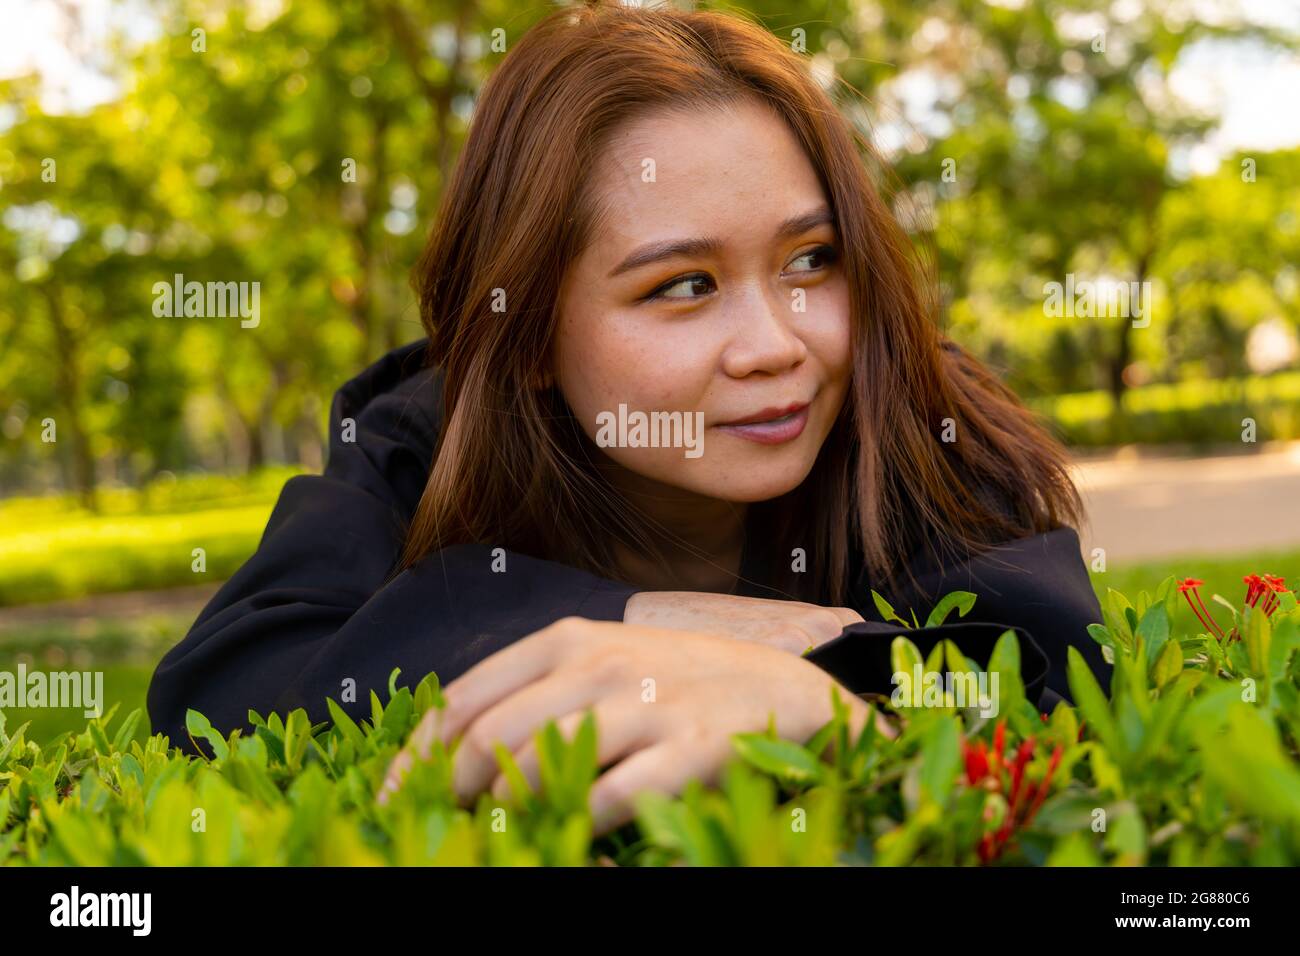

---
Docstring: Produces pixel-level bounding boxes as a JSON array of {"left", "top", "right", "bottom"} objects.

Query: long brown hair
[{"left": 398, "top": 0, "right": 1084, "bottom": 605}]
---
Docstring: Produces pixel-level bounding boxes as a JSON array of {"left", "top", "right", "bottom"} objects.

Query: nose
[{"left": 720, "top": 283, "right": 808, "bottom": 378}]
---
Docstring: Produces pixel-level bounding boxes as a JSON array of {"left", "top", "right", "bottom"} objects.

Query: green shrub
[
  {"left": 1, "top": 578, "right": 1297, "bottom": 866},
  {"left": 1031, "top": 371, "right": 1300, "bottom": 448}
]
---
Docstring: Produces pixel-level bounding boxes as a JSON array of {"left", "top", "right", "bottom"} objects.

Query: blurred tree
[{"left": 0, "top": 0, "right": 1297, "bottom": 500}]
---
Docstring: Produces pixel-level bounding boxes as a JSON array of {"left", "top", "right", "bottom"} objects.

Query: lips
[
  {"left": 718, "top": 402, "right": 809, "bottom": 427},
  {"left": 716, "top": 401, "right": 810, "bottom": 445}
]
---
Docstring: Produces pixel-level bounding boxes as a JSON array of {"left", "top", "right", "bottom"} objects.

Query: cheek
[
  {"left": 801, "top": 281, "right": 853, "bottom": 381},
  {"left": 555, "top": 310, "right": 716, "bottom": 436}
]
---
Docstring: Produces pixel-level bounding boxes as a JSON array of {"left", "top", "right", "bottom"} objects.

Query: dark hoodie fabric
[{"left": 147, "top": 339, "right": 1111, "bottom": 752}]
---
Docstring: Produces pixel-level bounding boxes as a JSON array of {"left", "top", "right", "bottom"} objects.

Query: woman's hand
[
  {"left": 623, "top": 591, "right": 865, "bottom": 654},
  {"left": 378, "top": 617, "right": 891, "bottom": 834}
]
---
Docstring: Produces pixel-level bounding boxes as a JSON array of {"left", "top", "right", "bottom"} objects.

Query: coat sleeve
[
  {"left": 145, "top": 344, "right": 638, "bottom": 753},
  {"left": 804, "top": 526, "right": 1112, "bottom": 710}
]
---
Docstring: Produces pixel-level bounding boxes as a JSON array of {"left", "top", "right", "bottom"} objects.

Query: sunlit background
[{"left": 2, "top": 0, "right": 1299, "bottom": 743}]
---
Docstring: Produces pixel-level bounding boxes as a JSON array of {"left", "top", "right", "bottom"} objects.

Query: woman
[{"left": 148, "top": 1, "right": 1110, "bottom": 834}]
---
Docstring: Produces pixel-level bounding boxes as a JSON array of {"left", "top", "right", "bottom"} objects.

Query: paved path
[
  {"left": 0, "top": 583, "right": 219, "bottom": 634},
  {"left": 1070, "top": 440, "right": 1300, "bottom": 564}
]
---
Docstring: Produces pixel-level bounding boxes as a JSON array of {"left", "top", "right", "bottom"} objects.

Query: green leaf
[
  {"left": 925, "top": 590, "right": 976, "bottom": 628},
  {"left": 0, "top": 721, "right": 31, "bottom": 770},
  {"left": 943, "top": 639, "right": 973, "bottom": 676},
  {"left": 414, "top": 672, "right": 443, "bottom": 716},
  {"left": 87, "top": 720, "right": 112, "bottom": 757},
  {"left": 871, "top": 590, "right": 910, "bottom": 627},
  {"left": 1195, "top": 703, "right": 1300, "bottom": 827},
  {"left": 111, "top": 709, "right": 143, "bottom": 751},
  {"left": 988, "top": 628, "right": 1025, "bottom": 712},
  {"left": 326, "top": 698, "right": 366, "bottom": 750},
  {"left": 890, "top": 636, "right": 924, "bottom": 688},
  {"left": 380, "top": 687, "right": 413, "bottom": 740},
  {"left": 1106, "top": 588, "right": 1135, "bottom": 644},
  {"left": 918, "top": 716, "right": 960, "bottom": 807},
  {"left": 491, "top": 741, "right": 534, "bottom": 803},
  {"left": 1086, "top": 623, "right": 1116, "bottom": 650},
  {"left": 1211, "top": 593, "right": 1241, "bottom": 622},
  {"left": 1242, "top": 604, "right": 1272, "bottom": 677},
  {"left": 1267, "top": 612, "right": 1300, "bottom": 684},
  {"left": 924, "top": 640, "right": 945, "bottom": 675},
  {"left": 1135, "top": 602, "right": 1170, "bottom": 664},
  {"left": 1150, "top": 639, "right": 1183, "bottom": 690},
  {"left": 283, "top": 709, "right": 313, "bottom": 769},
  {"left": 185, "top": 709, "right": 229, "bottom": 761},
  {"left": 1066, "top": 647, "right": 1119, "bottom": 756},
  {"left": 731, "top": 734, "right": 824, "bottom": 787}
]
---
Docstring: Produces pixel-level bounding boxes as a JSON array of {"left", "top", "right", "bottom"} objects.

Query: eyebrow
[{"left": 606, "top": 206, "right": 836, "bottom": 278}]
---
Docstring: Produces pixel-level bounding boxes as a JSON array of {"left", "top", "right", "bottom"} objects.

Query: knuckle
[
  {"left": 463, "top": 719, "right": 501, "bottom": 759},
  {"left": 812, "top": 609, "right": 842, "bottom": 632},
  {"left": 776, "top": 624, "right": 812, "bottom": 652},
  {"left": 582, "top": 647, "right": 635, "bottom": 685},
  {"left": 537, "top": 615, "right": 587, "bottom": 643},
  {"left": 595, "top": 774, "right": 634, "bottom": 811}
]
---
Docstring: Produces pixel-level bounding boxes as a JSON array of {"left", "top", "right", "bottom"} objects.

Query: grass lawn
[
  {"left": 0, "top": 610, "right": 194, "bottom": 747},
  {"left": 3, "top": 664, "right": 154, "bottom": 747},
  {"left": 0, "top": 467, "right": 298, "bottom": 607}
]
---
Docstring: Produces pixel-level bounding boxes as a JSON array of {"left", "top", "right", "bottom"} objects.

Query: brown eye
[
  {"left": 786, "top": 244, "right": 839, "bottom": 274},
  {"left": 647, "top": 273, "right": 716, "bottom": 301}
]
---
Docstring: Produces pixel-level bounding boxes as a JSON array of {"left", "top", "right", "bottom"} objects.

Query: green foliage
[
  {"left": 3, "top": 580, "right": 1298, "bottom": 866},
  {"left": 0, "top": 467, "right": 293, "bottom": 605},
  {"left": 1033, "top": 371, "right": 1300, "bottom": 448},
  {"left": 3, "top": 0, "right": 1298, "bottom": 502}
]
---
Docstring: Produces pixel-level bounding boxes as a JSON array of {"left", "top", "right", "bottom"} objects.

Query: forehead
[{"left": 579, "top": 98, "right": 830, "bottom": 260}]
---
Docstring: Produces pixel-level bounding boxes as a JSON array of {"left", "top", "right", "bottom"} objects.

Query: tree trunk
[{"left": 41, "top": 284, "right": 97, "bottom": 512}]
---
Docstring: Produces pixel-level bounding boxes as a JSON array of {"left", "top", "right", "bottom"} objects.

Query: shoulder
[
  {"left": 328, "top": 339, "right": 444, "bottom": 472},
  {"left": 316, "top": 339, "right": 446, "bottom": 519}
]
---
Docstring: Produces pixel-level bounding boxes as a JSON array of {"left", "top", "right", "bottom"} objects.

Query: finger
[
  {"left": 792, "top": 607, "right": 851, "bottom": 645},
  {"left": 377, "top": 746, "right": 412, "bottom": 805},
  {"left": 377, "top": 703, "right": 446, "bottom": 805},
  {"left": 829, "top": 606, "right": 866, "bottom": 627},
  {"left": 453, "top": 672, "right": 609, "bottom": 803},
  {"left": 436, "top": 617, "right": 591, "bottom": 748},
  {"left": 873, "top": 707, "right": 900, "bottom": 741},
  {"left": 489, "top": 701, "right": 656, "bottom": 802},
  {"left": 588, "top": 737, "right": 731, "bottom": 836}
]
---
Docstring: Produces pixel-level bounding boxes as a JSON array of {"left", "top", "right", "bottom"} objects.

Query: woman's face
[{"left": 553, "top": 98, "right": 853, "bottom": 506}]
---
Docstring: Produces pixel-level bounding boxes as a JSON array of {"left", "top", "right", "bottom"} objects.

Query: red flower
[
  {"left": 1246, "top": 573, "right": 1289, "bottom": 617},
  {"left": 964, "top": 740, "right": 989, "bottom": 785},
  {"left": 1178, "top": 577, "right": 1228, "bottom": 641},
  {"left": 960, "top": 719, "right": 1064, "bottom": 864},
  {"left": 1178, "top": 573, "right": 1289, "bottom": 646}
]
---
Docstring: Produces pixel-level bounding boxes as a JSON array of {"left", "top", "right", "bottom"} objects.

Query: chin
[{"left": 697, "top": 457, "right": 818, "bottom": 503}]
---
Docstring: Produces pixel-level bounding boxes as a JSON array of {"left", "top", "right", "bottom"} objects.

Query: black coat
[{"left": 147, "top": 340, "right": 1112, "bottom": 752}]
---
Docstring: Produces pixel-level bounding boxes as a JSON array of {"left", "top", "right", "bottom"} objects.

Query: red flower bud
[{"left": 963, "top": 740, "right": 989, "bottom": 785}]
